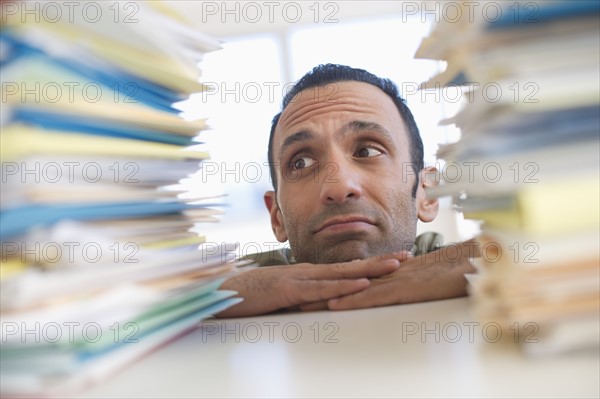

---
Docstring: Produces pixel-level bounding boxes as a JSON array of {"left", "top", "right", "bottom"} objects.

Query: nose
[{"left": 319, "top": 159, "right": 363, "bottom": 205}]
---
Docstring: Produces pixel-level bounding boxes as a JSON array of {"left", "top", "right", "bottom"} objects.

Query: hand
[
  {"left": 216, "top": 252, "right": 411, "bottom": 317},
  {"left": 327, "top": 242, "right": 478, "bottom": 310}
]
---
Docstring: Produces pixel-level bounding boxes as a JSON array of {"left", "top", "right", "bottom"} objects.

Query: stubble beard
[{"left": 284, "top": 198, "right": 418, "bottom": 264}]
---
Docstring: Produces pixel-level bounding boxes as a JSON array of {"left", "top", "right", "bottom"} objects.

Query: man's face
[{"left": 265, "top": 81, "right": 436, "bottom": 264}]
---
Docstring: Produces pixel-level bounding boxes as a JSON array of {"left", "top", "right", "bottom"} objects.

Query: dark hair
[{"left": 268, "top": 64, "right": 424, "bottom": 197}]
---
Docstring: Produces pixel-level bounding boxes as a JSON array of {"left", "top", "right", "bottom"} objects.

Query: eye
[
  {"left": 291, "top": 156, "right": 316, "bottom": 170},
  {"left": 355, "top": 147, "right": 383, "bottom": 158}
]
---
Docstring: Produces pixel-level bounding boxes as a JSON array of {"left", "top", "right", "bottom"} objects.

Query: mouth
[{"left": 314, "top": 216, "right": 376, "bottom": 235}]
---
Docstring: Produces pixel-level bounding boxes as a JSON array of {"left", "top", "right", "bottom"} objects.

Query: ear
[
  {"left": 264, "top": 191, "right": 288, "bottom": 242},
  {"left": 415, "top": 166, "right": 439, "bottom": 223}
]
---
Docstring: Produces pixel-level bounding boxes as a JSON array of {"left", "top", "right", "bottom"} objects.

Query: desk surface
[{"left": 79, "top": 298, "right": 599, "bottom": 398}]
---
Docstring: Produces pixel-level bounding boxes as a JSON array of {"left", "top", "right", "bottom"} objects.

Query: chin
[
  {"left": 292, "top": 238, "right": 380, "bottom": 264},
  {"left": 317, "top": 241, "right": 373, "bottom": 264}
]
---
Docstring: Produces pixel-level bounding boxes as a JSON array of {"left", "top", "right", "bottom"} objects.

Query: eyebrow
[
  {"left": 340, "top": 120, "right": 394, "bottom": 142},
  {"left": 279, "top": 130, "right": 314, "bottom": 161},
  {"left": 278, "top": 120, "right": 395, "bottom": 160}
]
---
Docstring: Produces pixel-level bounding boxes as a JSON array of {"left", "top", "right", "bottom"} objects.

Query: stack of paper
[
  {"left": 415, "top": 0, "right": 599, "bottom": 355},
  {"left": 1, "top": 1, "right": 240, "bottom": 395}
]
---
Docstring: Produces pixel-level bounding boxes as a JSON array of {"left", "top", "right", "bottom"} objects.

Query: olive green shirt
[{"left": 239, "top": 232, "right": 443, "bottom": 267}]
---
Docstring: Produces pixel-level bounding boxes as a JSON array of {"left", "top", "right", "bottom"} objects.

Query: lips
[{"left": 314, "top": 216, "right": 375, "bottom": 234}]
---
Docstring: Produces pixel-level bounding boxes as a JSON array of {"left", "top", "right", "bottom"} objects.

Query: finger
[
  {"left": 386, "top": 250, "right": 413, "bottom": 261},
  {"left": 304, "top": 257, "right": 400, "bottom": 280},
  {"left": 298, "top": 300, "right": 328, "bottom": 312},
  {"left": 290, "top": 278, "right": 370, "bottom": 304},
  {"left": 327, "top": 281, "right": 398, "bottom": 310}
]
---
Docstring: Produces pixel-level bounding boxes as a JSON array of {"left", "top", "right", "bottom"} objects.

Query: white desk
[{"left": 79, "top": 298, "right": 599, "bottom": 398}]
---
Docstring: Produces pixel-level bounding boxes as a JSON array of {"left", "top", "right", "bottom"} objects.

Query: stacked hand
[{"left": 217, "top": 244, "right": 477, "bottom": 318}]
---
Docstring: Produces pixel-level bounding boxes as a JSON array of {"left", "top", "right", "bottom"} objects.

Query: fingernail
[
  {"left": 395, "top": 251, "right": 413, "bottom": 259},
  {"left": 356, "top": 278, "right": 370, "bottom": 286},
  {"left": 382, "top": 259, "right": 400, "bottom": 267}
]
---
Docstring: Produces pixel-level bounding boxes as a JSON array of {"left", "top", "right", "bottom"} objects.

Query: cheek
[
  {"left": 380, "top": 183, "right": 416, "bottom": 219},
  {"left": 280, "top": 177, "right": 320, "bottom": 206},
  {"left": 280, "top": 187, "right": 320, "bottom": 231},
  {"left": 278, "top": 192, "right": 305, "bottom": 229}
]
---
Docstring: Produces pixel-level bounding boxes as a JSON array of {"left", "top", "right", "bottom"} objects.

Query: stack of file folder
[
  {"left": 415, "top": 0, "right": 599, "bottom": 355},
  {"left": 1, "top": 1, "right": 240, "bottom": 395}
]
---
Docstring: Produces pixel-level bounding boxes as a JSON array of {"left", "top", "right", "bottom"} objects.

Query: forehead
[{"left": 274, "top": 81, "right": 408, "bottom": 150}]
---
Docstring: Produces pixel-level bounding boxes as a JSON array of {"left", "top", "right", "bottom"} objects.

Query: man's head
[{"left": 265, "top": 64, "right": 438, "bottom": 263}]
